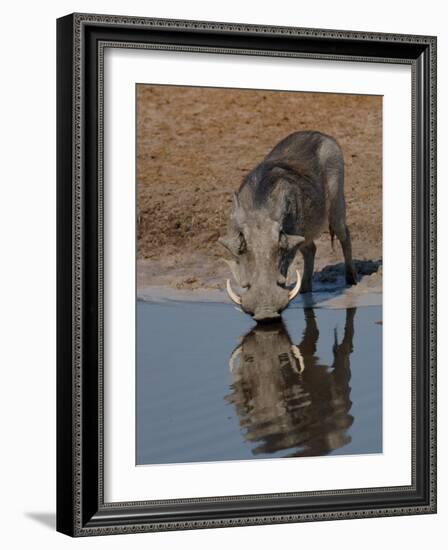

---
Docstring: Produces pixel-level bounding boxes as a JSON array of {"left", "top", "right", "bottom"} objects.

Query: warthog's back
[
  {"left": 238, "top": 131, "right": 344, "bottom": 240},
  {"left": 265, "top": 130, "right": 341, "bottom": 170}
]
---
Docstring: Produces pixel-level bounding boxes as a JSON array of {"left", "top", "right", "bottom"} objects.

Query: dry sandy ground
[{"left": 136, "top": 84, "right": 382, "bottom": 296}]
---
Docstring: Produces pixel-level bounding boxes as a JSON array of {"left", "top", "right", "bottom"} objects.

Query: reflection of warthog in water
[
  {"left": 225, "top": 308, "right": 356, "bottom": 457},
  {"left": 219, "top": 131, "right": 357, "bottom": 322}
]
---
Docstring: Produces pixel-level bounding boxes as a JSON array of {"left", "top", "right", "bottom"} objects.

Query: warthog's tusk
[
  {"left": 226, "top": 279, "right": 242, "bottom": 305},
  {"left": 291, "top": 345, "right": 305, "bottom": 373},
  {"left": 228, "top": 345, "right": 243, "bottom": 372},
  {"left": 288, "top": 270, "right": 302, "bottom": 302}
]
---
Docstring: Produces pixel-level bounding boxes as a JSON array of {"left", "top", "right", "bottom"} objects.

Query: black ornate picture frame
[{"left": 56, "top": 13, "right": 437, "bottom": 537}]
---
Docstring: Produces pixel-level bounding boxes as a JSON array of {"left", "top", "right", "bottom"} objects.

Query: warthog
[{"left": 219, "top": 131, "right": 357, "bottom": 321}]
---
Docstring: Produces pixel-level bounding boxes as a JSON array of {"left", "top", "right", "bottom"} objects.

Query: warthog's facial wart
[{"left": 219, "top": 194, "right": 303, "bottom": 322}]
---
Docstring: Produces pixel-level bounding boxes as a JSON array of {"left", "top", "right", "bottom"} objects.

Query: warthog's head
[{"left": 219, "top": 194, "right": 304, "bottom": 321}]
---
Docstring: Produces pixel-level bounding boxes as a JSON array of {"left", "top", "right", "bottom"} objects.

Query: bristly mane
[{"left": 242, "top": 161, "right": 308, "bottom": 208}]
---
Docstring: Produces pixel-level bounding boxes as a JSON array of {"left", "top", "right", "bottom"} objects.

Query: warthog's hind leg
[
  {"left": 299, "top": 241, "right": 316, "bottom": 293},
  {"left": 326, "top": 163, "right": 357, "bottom": 286},
  {"left": 334, "top": 223, "right": 357, "bottom": 285}
]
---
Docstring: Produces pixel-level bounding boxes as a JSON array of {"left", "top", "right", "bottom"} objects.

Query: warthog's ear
[
  {"left": 218, "top": 235, "right": 233, "bottom": 253},
  {"left": 230, "top": 192, "right": 246, "bottom": 227},
  {"left": 282, "top": 233, "right": 305, "bottom": 249}
]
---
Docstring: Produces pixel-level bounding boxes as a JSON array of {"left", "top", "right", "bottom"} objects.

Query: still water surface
[{"left": 136, "top": 300, "right": 382, "bottom": 465}]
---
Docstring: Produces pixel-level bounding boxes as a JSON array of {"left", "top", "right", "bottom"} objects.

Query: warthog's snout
[
  {"left": 241, "top": 287, "right": 288, "bottom": 322},
  {"left": 226, "top": 270, "right": 301, "bottom": 322},
  {"left": 252, "top": 309, "right": 282, "bottom": 323}
]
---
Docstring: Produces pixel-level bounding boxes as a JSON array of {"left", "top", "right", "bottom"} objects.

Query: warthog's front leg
[{"left": 299, "top": 241, "right": 316, "bottom": 293}]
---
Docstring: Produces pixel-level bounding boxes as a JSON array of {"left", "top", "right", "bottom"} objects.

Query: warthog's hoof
[{"left": 345, "top": 267, "right": 358, "bottom": 285}]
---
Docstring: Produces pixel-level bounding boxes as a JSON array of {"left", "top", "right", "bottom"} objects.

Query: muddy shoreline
[{"left": 138, "top": 259, "right": 382, "bottom": 310}]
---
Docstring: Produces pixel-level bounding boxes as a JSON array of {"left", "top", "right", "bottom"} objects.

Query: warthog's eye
[{"left": 238, "top": 233, "right": 247, "bottom": 255}]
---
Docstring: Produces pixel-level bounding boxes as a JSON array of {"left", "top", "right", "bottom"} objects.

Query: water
[{"left": 136, "top": 300, "right": 382, "bottom": 465}]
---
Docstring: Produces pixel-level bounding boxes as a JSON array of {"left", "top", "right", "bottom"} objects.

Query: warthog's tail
[{"left": 329, "top": 225, "right": 335, "bottom": 250}]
